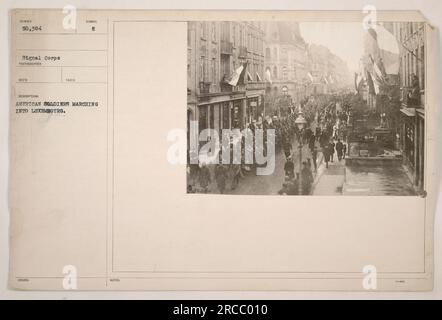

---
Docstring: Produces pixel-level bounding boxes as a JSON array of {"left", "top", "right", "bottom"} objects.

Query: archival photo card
[{"left": 8, "top": 9, "right": 437, "bottom": 291}]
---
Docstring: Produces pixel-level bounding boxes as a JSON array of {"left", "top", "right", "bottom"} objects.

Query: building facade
[
  {"left": 307, "top": 44, "right": 352, "bottom": 96},
  {"left": 359, "top": 22, "right": 426, "bottom": 193},
  {"left": 263, "top": 22, "right": 309, "bottom": 112},
  {"left": 393, "top": 22, "right": 426, "bottom": 192},
  {"left": 187, "top": 21, "right": 266, "bottom": 140}
]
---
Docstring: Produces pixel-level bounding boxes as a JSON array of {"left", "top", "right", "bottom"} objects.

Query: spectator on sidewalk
[
  {"left": 329, "top": 141, "right": 335, "bottom": 163},
  {"left": 304, "top": 127, "right": 313, "bottom": 145},
  {"left": 301, "top": 161, "right": 314, "bottom": 195},
  {"left": 284, "top": 155, "right": 295, "bottom": 179},
  {"left": 315, "top": 126, "right": 321, "bottom": 141},
  {"left": 187, "top": 185, "right": 195, "bottom": 193},
  {"left": 336, "top": 139, "right": 344, "bottom": 161},
  {"left": 323, "top": 145, "right": 330, "bottom": 169},
  {"left": 198, "top": 163, "right": 211, "bottom": 193},
  {"left": 215, "top": 164, "right": 228, "bottom": 194},
  {"left": 188, "top": 163, "right": 199, "bottom": 188},
  {"left": 231, "top": 163, "right": 243, "bottom": 190},
  {"left": 283, "top": 137, "right": 292, "bottom": 159},
  {"left": 312, "top": 147, "right": 318, "bottom": 172},
  {"left": 278, "top": 175, "right": 298, "bottom": 195},
  {"left": 309, "top": 134, "right": 316, "bottom": 151}
]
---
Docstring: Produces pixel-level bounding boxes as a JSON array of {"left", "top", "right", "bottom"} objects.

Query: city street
[
  {"left": 312, "top": 158, "right": 345, "bottom": 195},
  {"left": 227, "top": 141, "right": 316, "bottom": 195},
  {"left": 187, "top": 21, "right": 425, "bottom": 196},
  {"left": 228, "top": 141, "right": 416, "bottom": 196}
]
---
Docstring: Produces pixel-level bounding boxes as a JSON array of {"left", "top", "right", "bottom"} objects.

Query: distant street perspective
[{"left": 186, "top": 21, "right": 426, "bottom": 196}]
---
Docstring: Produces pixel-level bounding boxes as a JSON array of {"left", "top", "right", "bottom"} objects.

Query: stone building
[
  {"left": 358, "top": 22, "right": 426, "bottom": 193},
  {"left": 263, "top": 22, "right": 309, "bottom": 114},
  {"left": 392, "top": 22, "right": 426, "bottom": 192},
  {"left": 307, "top": 44, "right": 352, "bottom": 96}
]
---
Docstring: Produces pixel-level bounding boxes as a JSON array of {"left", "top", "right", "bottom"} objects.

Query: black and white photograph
[
  {"left": 3, "top": 2, "right": 441, "bottom": 298},
  {"left": 187, "top": 21, "right": 426, "bottom": 196}
]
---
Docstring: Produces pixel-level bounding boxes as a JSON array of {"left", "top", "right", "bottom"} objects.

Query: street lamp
[{"left": 294, "top": 108, "right": 307, "bottom": 195}]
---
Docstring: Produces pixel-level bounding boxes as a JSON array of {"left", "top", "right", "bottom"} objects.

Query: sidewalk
[{"left": 311, "top": 157, "right": 346, "bottom": 195}]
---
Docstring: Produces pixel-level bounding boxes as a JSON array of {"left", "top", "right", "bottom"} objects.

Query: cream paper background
[{"left": 1, "top": 1, "right": 442, "bottom": 298}]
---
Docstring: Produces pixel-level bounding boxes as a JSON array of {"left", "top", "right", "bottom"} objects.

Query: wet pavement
[
  {"left": 188, "top": 113, "right": 417, "bottom": 196},
  {"left": 311, "top": 159, "right": 346, "bottom": 195},
  {"left": 188, "top": 134, "right": 321, "bottom": 195},
  {"left": 343, "top": 165, "right": 416, "bottom": 196},
  {"left": 226, "top": 119, "right": 323, "bottom": 195},
  {"left": 227, "top": 142, "right": 315, "bottom": 195}
]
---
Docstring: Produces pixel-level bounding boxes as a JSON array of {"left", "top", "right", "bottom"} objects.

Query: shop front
[
  {"left": 246, "top": 96, "right": 260, "bottom": 124},
  {"left": 400, "top": 107, "right": 425, "bottom": 193},
  {"left": 415, "top": 109, "right": 425, "bottom": 190},
  {"left": 197, "top": 97, "right": 247, "bottom": 134}
]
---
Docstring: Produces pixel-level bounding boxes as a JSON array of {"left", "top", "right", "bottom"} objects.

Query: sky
[{"left": 299, "top": 22, "right": 365, "bottom": 73}]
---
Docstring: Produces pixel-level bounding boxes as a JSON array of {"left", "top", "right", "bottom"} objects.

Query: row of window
[
  {"left": 265, "top": 47, "right": 305, "bottom": 61},
  {"left": 198, "top": 101, "right": 244, "bottom": 132},
  {"left": 401, "top": 44, "right": 425, "bottom": 90},
  {"left": 197, "top": 57, "right": 265, "bottom": 84},
  {"left": 268, "top": 66, "right": 305, "bottom": 80},
  {"left": 399, "top": 22, "right": 424, "bottom": 43},
  {"left": 188, "top": 22, "right": 264, "bottom": 55}
]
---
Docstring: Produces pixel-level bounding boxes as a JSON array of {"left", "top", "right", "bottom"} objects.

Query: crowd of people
[
  {"left": 278, "top": 94, "right": 352, "bottom": 195},
  {"left": 187, "top": 93, "right": 353, "bottom": 195}
]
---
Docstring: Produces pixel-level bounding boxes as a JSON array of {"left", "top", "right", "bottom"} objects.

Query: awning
[{"left": 416, "top": 108, "right": 425, "bottom": 117}]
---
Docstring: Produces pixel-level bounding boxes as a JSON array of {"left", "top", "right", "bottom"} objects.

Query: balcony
[
  {"left": 401, "top": 86, "right": 424, "bottom": 108},
  {"left": 220, "top": 74, "right": 232, "bottom": 92},
  {"left": 220, "top": 40, "right": 233, "bottom": 55}
]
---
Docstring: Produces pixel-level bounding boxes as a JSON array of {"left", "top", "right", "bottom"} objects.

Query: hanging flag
[
  {"left": 378, "top": 57, "right": 387, "bottom": 76},
  {"left": 354, "top": 73, "right": 358, "bottom": 93},
  {"left": 227, "top": 61, "right": 248, "bottom": 86},
  {"left": 256, "top": 72, "right": 262, "bottom": 82},
  {"left": 364, "top": 27, "right": 379, "bottom": 60},
  {"left": 364, "top": 25, "right": 400, "bottom": 75},
  {"left": 376, "top": 25, "right": 400, "bottom": 57},
  {"left": 307, "top": 72, "right": 314, "bottom": 82},
  {"left": 227, "top": 64, "right": 243, "bottom": 86},
  {"left": 366, "top": 70, "right": 380, "bottom": 95},
  {"left": 354, "top": 72, "right": 363, "bottom": 92},
  {"left": 358, "top": 58, "right": 366, "bottom": 82},
  {"left": 366, "top": 70, "right": 375, "bottom": 94},
  {"left": 369, "top": 54, "right": 384, "bottom": 83},
  {"left": 371, "top": 72, "right": 381, "bottom": 94}
]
